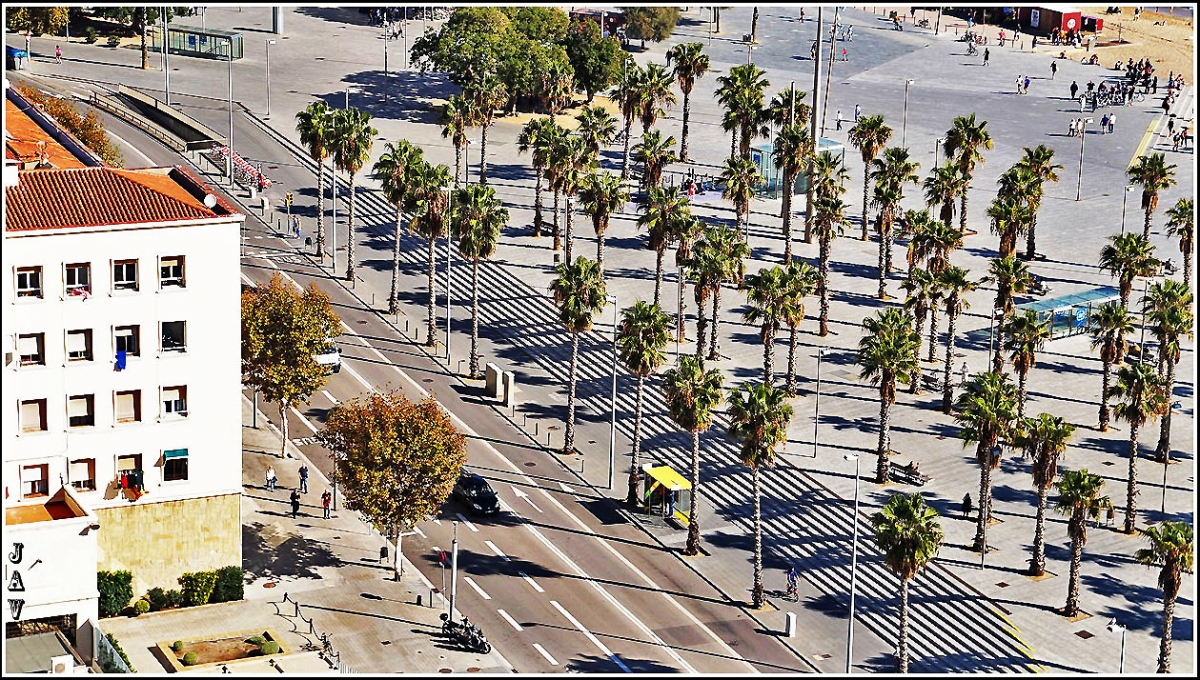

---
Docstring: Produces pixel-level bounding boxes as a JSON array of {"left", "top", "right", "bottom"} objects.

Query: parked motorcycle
[{"left": 440, "top": 613, "right": 492, "bottom": 654}]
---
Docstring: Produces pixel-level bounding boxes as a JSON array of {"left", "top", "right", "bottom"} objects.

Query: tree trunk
[
  {"left": 730, "top": 130, "right": 738, "bottom": 162},
  {"left": 1099, "top": 358, "right": 1112, "bottom": 431},
  {"left": 708, "top": 284, "right": 722, "bottom": 361},
  {"left": 469, "top": 259, "right": 481, "bottom": 378},
  {"left": 279, "top": 401, "right": 290, "bottom": 458},
  {"left": 992, "top": 323, "right": 1006, "bottom": 374},
  {"left": 1142, "top": 205, "right": 1152, "bottom": 239},
  {"left": 140, "top": 10, "right": 149, "bottom": 70},
  {"left": 1025, "top": 212, "right": 1038, "bottom": 260},
  {"left": 621, "top": 118, "right": 634, "bottom": 180},
  {"left": 680, "top": 93, "right": 692, "bottom": 162},
  {"left": 884, "top": 220, "right": 896, "bottom": 273},
  {"left": 696, "top": 291, "right": 709, "bottom": 359},
  {"left": 804, "top": 185, "right": 815, "bottom": 243},
  {"left": 1124, "top": 423, "right": 1140, "bottom": 534},
  {"left": 345, "top": 178, "right": 356, "bottom": 282},
  {"left": 898, "top": 578, "right": 911, "bottom": 673},
  {"left": 763, "top": 328, "right": 775, "bottom": 385},
  {"left": 861, "top": 170, "right": 871, "bottom": 241},
  {"left": 1017, "top": 369, "right": 1028, "bottom": 420},
  {"left": 942, "top": 311, "right": 958, "bottom": 413},
  {"left": 653, "top": 248, "right": 665, "bottom": 307},
  {"left": 782, "top": 171, "right": 795, "bottom": 262},
  {"left": 819, "top": 236, "right": 831, "bottom": 336},
  {"left": 1155, "top": 358, "right": 1175, "bottom": 462},
  {"left": 394, "top": 527, "right": 404, "bottom": 581},
  {"left": 1064, "top": 526, "right": 1083, "bottom": 616},
  {"left": 786, "top": 325, "right": 799, "bottom": 396},
  {"left": 564, "top": 332, "right": 579, "bottom": 454},
  {"left": 959, "top": 185, "right": 970, "bottom": 233},
  {"left": 565, "top": 195, "right": 575, "bottom": 264},
  {"left": 973, "top": 451, "right": 992, "bottom": 550},
  {"left": 875, "top": 394, "right": 891, "bottom": 483},
  {"left": 751, "top": 465, "right": 764, "bottom": 608},
  {"left": 927, "top": 305, "right": 940, "bottom": 362},
  {"left": 878, "top": 222, "right": 889, "bottom": 299},
  {"left": 910, "top": 310, "right": 926, "bottom": 394},
  {"left": 553, "top": 189, "right": 562, "bottom": 251},
  {"left": 751, "top": 7, "right": 759, "bottom": 42},
  {"left": 1158, "top": 593, "right": 1175, "bottom": 672},
  {"left": 479, "top": 119, "right": 490, "bottom": 185},
  {"left": 389, "top": 209, "right": 402, "bottom": 314},
  {"left": 426, "top": 237, "right": 437, "bottom": 346},
  {"left": 1030, "top": 483, "right": 1049, "bottom": 576},
  {"left": 533, "top": 166, "right": 544, "bottom": 237},
  {"left": 597, "top": 229, "right": 607, "bottom": 277},
  {"left": 316, "top": 161, "right": 326, "bottom": 258},
  {"left": 1184, "top": 247, "right": 1192, "bottom": 289},
  {"left": 627, "top": 375, "right": 646, "bottom": 505},
  {"left": 684, "top": 431, "right": 702, "bottom": 555},
  {"left": 455, "top": 141, "right": 463, "bottom": 189}
]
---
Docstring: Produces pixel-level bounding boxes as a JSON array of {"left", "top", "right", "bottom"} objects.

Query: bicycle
[
  {"left": 784, "top": 580, "right": 799, "bottom": 602},
  {"left": 966, "top": 42, "right": 978, "bottom": 56}
]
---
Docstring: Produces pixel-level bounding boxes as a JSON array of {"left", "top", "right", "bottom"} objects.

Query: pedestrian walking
[
  {"left": 1167, "top": 117, "right": 1175, "bottom": 137},
  {"left": 836, "top": 110, "right": 844, "bottom": 131},
  {"left": 841, "top": 46, "right": 848, "bottom": 61},
  {"left": 1100, "top": 114, "right": 1109, "bottom": 134},
  {"left": 983, "top": 47, "right": 990, "bottom": 66},
  {"left": 55, "top": 44, "right": 62, "bottom": 64},
  {"left": 1015, "top": 74, "right": 1024, "bottom": 94},
  {"left": 854, "top": 103, "right": 861, "bottom": 122},
  {"left": 322, "top": 490, "right": 332, "bottom": 519},
  {"left": 1108, "top": 112, "right": 1115, "bottom": 134},
  {"left": 1070, "top": 80, "right": 1079, "bottom": 99},
  {"left": 291, "top": 215, "right": 301, "bottom": 239},
  {"left": 25, "top": 30, "right": 31, "bottom": 55},
  {"left": 1172, "top": 132, "right": 1181, "bottom": 152},
  {"left": 299, "top": 464, "right": 309, "bottom": 494},
  {"left": 1050, "top": 61, "right": 1057, "bottom": 79},
  {"left": 847, "top": 25, "right": 854, "bottom": 42},
  {"left": 1067, "top": 119, "right": 1076, "bottom": 137},
  {"left": 1152, "top": 75, "right": 1158, "bottom": 94},
  {"left": 290, "top": 489, "right": 301, "bottom": 518},
  {"left": 265, "top": 465, "right": 277, "bottom": 492},
  {"left": 960, "top": 361, "right": 969, "bottom": 385},
  {"left": 962, "top": 492, "right": 974, "bottom": 519}
]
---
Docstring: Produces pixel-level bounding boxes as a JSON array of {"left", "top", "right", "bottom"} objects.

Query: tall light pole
[
  {"left": 813, "top": 348, "right": 825, "bottom": 457},
  {"left": 162, "top": 7, "right": 171, "bottom": 107},
  {"left": 607, "top": 293, "right": 619, "bottom": 491},
  {"left": 449, "top": 520, "right": 460, "bottom": 623},
  {"left": 225, "top": 35, "right": 234, "bottom": 186},
  {"left": 264, "top": 39, "right": 276, "bottom": 118},
  {"left": 1138, "top": 276, "right": 1150, "bottom": 359},
  {"left": 382, "top": 21, "right": 388, "bottom": 104},
  {"left": 902, "top": 79, "right": 915, "bottom": 146},
  {"left": 1106, "top": 618, "right": 1126, "bottom": 673},
  {"left": 446, "top": 189, "right": 454, "bottom": 363},
  {"left": 1120, "top": 184, "right": 1136, "bottom": 234},
  {"left": 843, "top": 453, "right": 861, "bottom": 674},
  {"left": 1075, "top": 117, "right": 1093, "bottom": 201},
  {"left": 934, "top": 137, "right": 944, "bottom": 166}
]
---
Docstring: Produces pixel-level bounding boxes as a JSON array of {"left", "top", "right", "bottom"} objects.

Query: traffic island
[{"left": 156, "top": 629, "right": 291, "bottom": 672}]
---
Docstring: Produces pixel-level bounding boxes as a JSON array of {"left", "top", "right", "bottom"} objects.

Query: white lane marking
[
  {"left": 511, "top": 485, "right": 543, "bottom": 513},
  {"left": 518, "top": 571, "right": 545, "bottom": 593},
  {"left": 526, "top": 522, "right": 696, "bottom": 673},
  {"left": 532, "top": 643, "right": 558, "bottom": 666},
  {"left": 463, "top": 576, "right": 491, "bottom": 600},
  {"left": 559, "top": 482, "right": 576, "bottom": 494},
  {"left": 105, "top": 130, "right": 155, "bottom": 165},
  {"left": 454, "top": 513, "right": 479, "bottom": 532},
  {"left": 549, "top": 600, "right": 632, "bottom": 673},
  {"left": 240, "top": 272, "right": 258, "bottom": 288},
  {"left": 321, "top": 390, "right": 339, "bottom": 405},
  {"left": 519, "top": 474, "right": 540, "bottom": 487},
  {"left": 410, "top": 526, "right": 426, "bottom": 538},
  {"left": 538, "top": 489, "right": 756, "bottom": 671},
  {"left": 484, "top": 540, "right": 510, "bottom": 561},
  {"left": 288, "top": 405, "right": 320, "bottom": 434},
  {"left": 341, "top": 360, "right": 377, "bottom": 395},
  {"left": 433, "top": 518, "right": 442, "bottom": 526},
  {"left": 497, "top": 608, "right": 523, "bottom": 632}
]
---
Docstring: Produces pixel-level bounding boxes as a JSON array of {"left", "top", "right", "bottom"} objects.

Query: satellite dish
[{"left": 203, "top": 193, "right": 218, "bottom": 209}]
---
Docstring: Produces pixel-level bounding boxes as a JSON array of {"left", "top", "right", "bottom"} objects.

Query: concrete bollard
[{"left": 785, "top": 611, "right": 797, "bottom": 638}]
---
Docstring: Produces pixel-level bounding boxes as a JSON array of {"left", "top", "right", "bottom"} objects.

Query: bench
[{"left": 889, "top": 461, "right": 932, "bottom": 486}]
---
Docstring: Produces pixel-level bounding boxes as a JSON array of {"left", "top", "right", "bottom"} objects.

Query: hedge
[
  {"left": 105, "top": 632, "right": 135, "bottom": 672},
  {"left": 97, "top": 570, "right": 133, "bottom": 618},
  {"left": 178, "top": 570, "right": 218, "bottom": 607},
  {"left": 212, "top": 566, "right": 245, "bottom": 603}
]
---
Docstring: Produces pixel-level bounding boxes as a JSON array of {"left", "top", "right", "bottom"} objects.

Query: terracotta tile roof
[
  {"left": 4, "top": 99, "right": 88, "bottom": 170},
  {"left": 5, "top": 166, "right": 237, "bottom": 232}
]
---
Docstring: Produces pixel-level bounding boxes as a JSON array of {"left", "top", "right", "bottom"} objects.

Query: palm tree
[
  {"left": 902, "top": 209, "right": 938, "bottom": 281},
  {"left": 1016, "top": 145, "right": 1062, "bottom": 260},
  {"left": 330, "top": 107, "right": 376, "bottom": 283},
  {"left": 539, "top": 59, "right": 574, "bottom": 119},
  {"left": 670, "top": 214, "right": 706, "bottom": 343},
  {"left": 1147, "top": 280, "right": 1194, "bottom": 463},
  {"left": 1002, "top": 310, "right": 1051, "bottom": 419},
  {"left": 924, "top": 219, "right": 964, "bottom": 279},
  {"left": 772, "top": 123, "right": 810, "bottom": 262},
  {"left": 813, "top": 194, "right": 847, "bottom": 337},
  {"left": 783, "top": 261, "right": 819, "bottom": 397},
  {"left": 943, "top": 113, "right": 994, "bottom": 233},
  {"left": 1111, "top": 362, "right": 1169, "bottom": 534},
  {"left": 858, "top": 308, "right": 920, "bottom": 483},
  {"left": 440, "top": 95, "right": 471, "bottom": 188},
  {"left": 872, "top": 183, "right": 903, "bottom": 300},
  {"left": 1013, "top": 413, "right": 1076, "bottom": 577},
  {"left": 549, "top": 257, "right": 607, "bottom": 455},
  {"left": 923, "top": 163, "right": 967, "bottom": 230},
  {"left": 1055, "top": 470, "right": 1112, "bottom": 617},
  {"left": 721, "top": 156, "right": 762, "bottom": 239},
  {"left": 405, "top": 161, "right": 453, "bottom": 347},
  {"left": 706, "top": 225, "right": 749, "bottom": 362},
  {"left": 636, "top": 62, "right": 678, "bottom": 137},
  {"left": 638, "top": 186, "right": 692, "bottom": 307},
  {"left": 578, "top": 172, "right": 630, "bottom": 277},
  {"left": 517, "top": 117, "right": 561, "bottom": 239},
  {"left": 986, "top": 193, "right": 1034, "bottom": 261},
  {"left": 1135, "top": 521, "right": 1195, "bottom": 673},
  {"left": 870, "top": 493, "right": 944, "bottom": 674},
  {"left": 939, "top": 267, "right": 978, "bottom": 413},
  {"left": 451, "top": 184, "right": 508, "bottom": 379},
  {"left": 373, "top": 140, "right": 425, "bottom": 315},
  {"left": 766, "top": 85, "right": 811, "bottom": 130},
  {"left": 986, "top": 256, "right": 1032, "bottom": 373},
  {"left": 296, "top": 101, "right": 335, "bottom": 259},
  {"left": 1099, "top": 233, "right": 1158, "bottom": 310},
  {"left": 715, "top": 64, "right": 770, "bottom": 160},
  {"left": 727, "top": 382, "right": 793, "bottom": 608},
  {"left": 686, "top": 242, "right": 720, "bottom": 360},
  {"left": 1089, "top": 302, "right": 1135, "bottom": 432},
  {"left": 804, "top": 150, "right": 849, "bottom": 244},
  {"left": 872, "top": 145, "right": 921, "bottom": 247},
  {"left": 634, "top": 130, "right": 678, "bottom": 191},
  {"left": 612, "top": 61, "right": 643, "bottom": 181},
  {"left": 468, "top": 75, "right": 508, "bottom": 186},
  {"left": 665, "top": 42, "right": 711, "bottom": 162},
  {"left": 901, "top": 269, "right": 935, "bottom": 394},
  {"left": 1164, "top": 197, "right": 1194, "bottom": 287},
  {"left": 849, "top": 115, "right": 894, "bottom": 241},
  {"left": 744, "top": 265, "right": 790, "bottom": 384},
  {"left": 575, "top": 105, "right": 618, "bottom": 159},
  {"left": 1127, "top": 152, "right": 1178, "bottom": 238},
  {"left": 662, "top": 355, "right": 724, "bottom": 556},
  {"left": 618, "top": 300, "right": 672, "bottom": 506},
  {"left": 551, "top": 134, "right": 593, "bottom": 263},
  {"left": 955, "top": 371, "right": 1019, "bottom": 552}
]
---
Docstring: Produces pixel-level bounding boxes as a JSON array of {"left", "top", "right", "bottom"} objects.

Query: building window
[
  {"left": 163, "top": 449, "right": 189, "bottom": 482},
  {"left": 65, "top": 263, "right": 91, "bottom": 298},
  {"left": 17, "top": 333, "right": 45, "bottom": 366},
  {"left": 20, "top": 399, "right": 47, "bottom": 433},
  {"left": 16, "top": 266, "right": 42, "bottom": 298},
  {"left": 68, "top": 394, "right": 95, "bottom": 428},
  {"left": 22, "top": 464, "right": 49, "bottom": 498},
  {"left": 160, "top": 256, "right": 185, "bottom": 288},
  {"left": 112, "top": 260, "right": 138, "bottom": 292},
  {"left": 70, "top": 459, "right": 96, "bottom": 491},
  {"left": 161, "top": 321, "right": 186, "bottom": 353},
  {"left": 66, "top": 329, "right": 93, "bottom": 362},
  {"left": 114, "top": 325, "right": 140, "bottom": 359},
  {"left": 116, "top": 454, "right": 144, "bottom": 493},
  {"left": 162, "top": 386, "right": 188, "bottom": 418},
  {"left": 115, "top": 390, "right": 142, "bottom": 424}
]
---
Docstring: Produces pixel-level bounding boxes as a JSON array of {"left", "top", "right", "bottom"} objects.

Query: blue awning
[{"left": 163, "top": 449, "right": 188, "bottom": 460}]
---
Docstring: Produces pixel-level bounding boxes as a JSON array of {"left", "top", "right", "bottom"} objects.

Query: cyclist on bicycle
[{"left": 786, "top": 566, "right": 799, "bottom": 597}]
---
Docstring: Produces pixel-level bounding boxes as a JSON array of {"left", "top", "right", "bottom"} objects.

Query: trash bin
[{"left": 380, "top": 545, "right": 389, "bottom": 561}]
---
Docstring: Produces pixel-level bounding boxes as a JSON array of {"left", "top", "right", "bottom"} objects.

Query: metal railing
[
  {"left": 87, "top": 91, "right": 187, "bottom": 154},
  {"left": 279, "top": 592, "right": 357, "bottom": 673},
  {"left": 94, "top": 626, "right": 133, "bottom": 674}
]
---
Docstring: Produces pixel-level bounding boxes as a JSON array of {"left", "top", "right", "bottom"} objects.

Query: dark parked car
[{"left": 452, "top": 472, "right": 500, "bottom": 516}]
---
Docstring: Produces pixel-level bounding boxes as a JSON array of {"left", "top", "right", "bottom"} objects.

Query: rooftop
[
  {"left": 4, "top": 488, "right": 88, "bottom": 526},
  {"left": 4, "top": 630, "right": 84, "bottom": 674},
  {"left": 4, "top": 98, "right": 87, "bottom": 170}
]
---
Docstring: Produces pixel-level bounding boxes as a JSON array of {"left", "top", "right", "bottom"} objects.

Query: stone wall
[{"left": 94, "top": 493, "right": 241, "bottom": 596}]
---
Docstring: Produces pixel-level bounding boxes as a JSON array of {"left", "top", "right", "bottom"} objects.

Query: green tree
[
  {"left": 1016, "top": 145, "right": 1062, "bottom": 260},
  {"left": 943, "top": 113, "right": 993, "bottom": 234},
  {"left": 618, "top": 300, "right": 673, "bottom": 505},
  {"left": 242, "top": 273, "right": 340, "bottom": 457},
  {"left": 550, "top": 257, "right": 608, "bottom": 454},
  {"left": 1001, "top": 310, "right": 1051, "bottom": 419},
  {"left": 857, "top": 308, "right": 920, "bottom": 483},
  {"left": 848, "top": 114, "right": 894, "bottom": 242},
  {"left": 410, "top": 7, "right": 512, "bottom": 89},
  {"left": 621, "top": 7, "right": 681, "bottom": 47},
  {"left": 701, "top": 224, "right": 750, "bottom": 361},
  {"left": 564, "top": 18, "right": 623, "bottom": 103},
  {"left": 634, "top": 129, "right": 678, "bottom": 192},
  {"left": 766, "top": 85, "right": 812, "bottom": 130},
  {"left": 451, "top": 184, "right": 509, "bottom": 379},
  {"left": 1099, "top": 232, "right": 1158, "bottom": 311},
  {"left": 405, "top": 161, "right": 453, "bottom": 347},
  {"left": 772, "top": 122, "right": 811, "bottom": 263},
  {"left": 661, "top": 354, "right": 724, "bottom": 556},
  {"left": 7, "top": 6, "right": 69, "bottom": 36},
  {"left": 744, "top": 265, "right": 790, "bottom": 384},
  {"left": 296, "top": 101, "right": 335, "bottom": 259},
  {"left": 1134, "top": 521, "right": 1195, "bottom": 673},
  {"left": 1089, "top": 302, "right": 1135, "bottom": 432},
  {"left": 1054, "top": 469, "right": 1112, "bottom": 617},
  {"left": 372, "top": 140, "right": 425, "bottom": 315},
  {"left": 579, "top": 171, "right": 630, "bottom": 277},
  {"left": 805, "top": 149, "right": 849, "bottom": 244},
  {"left": 319, "top": 390, "right": 467, "bottom": 581},
  {"left": 922, "top": 163, "right": 967, "bottom": 229},
  {"left": 1111, "top": 362, "right": 1169, "bottom": 534},
  {"left": 938, "top": 266, "right": 978, "bottom": 413},
  {"left": 665, "top": 41, "right": 711, "bottom": 162},
  {"left": 517, "top": 117, "right": 562, "bottom": 239},
  {"left": 686, "top": 234, "right": 721, "bottom": 360},
  {"left": 575, "top": 105, "right": 619, "bottom": 159},
  {"left": 955, "top": 371, "right": 1019, "bottom": 552},
  {"left": 986, "top": 193, "right": 1034, "bottom": 261},
  {"left": 716, "top": 64, "right": 770, "bottom": 160},
  {"left": 1146, "top": 280, "right": 1193, "bottom": 463},
  {"left": 813, "top": 194, "right": 847, "bottom": 336},
  {"left": 902, "top": 209, "right": 938, "bottom": 281},
  {"left": 330, "top": 107, "right": 376, "bottom": 283},
  {"left": 1127, "top": 152, "right": 1178, "bottom": 239},
  {"left": 783, "top": 261, "right": 819, "bottom": 396},
  {"left": 504, "top": 6, "right": 570, "bottom": 42},
  {"left": 638, "top": 185, "right": 692, "bottom": 307},
  {"left": 1012, "top": 413, "right": 1076, "bottom": 577},
  {"left": 1163, "top": 197, "right": 1194, "bottom": 287},
  {"left": 550, "top": 133, "right": 594, "bottom": 261},
  {"left": 870, "top": 493, "right": 944, "bottom": 674},
  {"left": 538, "top": 57, "right": 575, "bottom": 118},
  {"left": 721, "top": 155, "right": 763, "bottom": 239},
  {"left": 634, "top": 62, "right": 677, "bottom": 137},
  {"left": 727, "top": 382, "right": 794, "bottom": 608},
  {"left": 439, "top": 95, "right": 472, "bottom": 188}
]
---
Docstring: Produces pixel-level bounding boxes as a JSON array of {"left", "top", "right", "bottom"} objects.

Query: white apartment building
[{"left": 3, "top": 141, "right": 245, "bottom": 656}]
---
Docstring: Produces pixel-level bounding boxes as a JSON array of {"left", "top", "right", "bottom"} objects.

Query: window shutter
[
  {"left": 18, "top": 335, "right": 38, "bottom": 355},
  {"left": 66, "top": 331, "right": 87, "bottom": 354},
  {"left": 115, "top": 392, "right": 135, "bottom": 422},
  {"left": 70, "top": 460, "right": 90, "bottom": 480},
  {"left": 23, "top": 466, "right": 43, "bottom": 481},
  {"left": 68, "top": 397, "right": 89, "bottom": 418},
  {"left": 117, "top": 457, "right": 137, "bottom": 471},
  {"left": 21, "top": 401, "right": 41, "bottom": 426}
]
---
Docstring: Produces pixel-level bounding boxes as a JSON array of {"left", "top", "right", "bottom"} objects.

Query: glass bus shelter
[
  {"left": 640, "top": 463, "right": 691, "bottom": 524},
  {"left": 151, "top": 26, "right": 243, "bottom": 60}
]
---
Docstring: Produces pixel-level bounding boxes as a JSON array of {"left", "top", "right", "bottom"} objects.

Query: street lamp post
[
  {"left": 162, "top": 7, "right": 171, "bottom": 107},
  {"left": 1138, "top": 276, "right": 1149, "bottom": 360},
  {"left": 1075, "top": 117, "right": 1093, "bottom": 201},
  {"left": 934, "top": 137, "right": 944, "bottom": 166},
  {"left": 1120, "top": 184, "right": 1136, "bottom": 234},
  {"left": 226, "top": 36, "right": 234, "bottom": 186},
  {"left": 813, "top": 348, "right": 825, "bottom": 457},
  {"left": 843, "top": 453, "right": 861, "bottom": 674},
  {"left": 449, "top": 520, "right": 460, "bottom": 623},
  {"left": 676, "top": 265, "right": 684, "bottom": 358},
  {"left": 446, "top": 191, "right": 454, "bottom": 363},
  {"left": 1106, "top": 618, "right": 1126, "bottom": 673},
  {"left": 607, "top": 293, "right": 619, "bottom": 491},
  {"left": 902, "top": 78, "right": 915, "bottom": 146},
  {"left": 265, "top": 39, "right": 276, "bottom": 118}
]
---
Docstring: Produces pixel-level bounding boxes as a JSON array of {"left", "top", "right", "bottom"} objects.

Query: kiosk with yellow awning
[{"left": 641, "top": 463, "right": 692, "bottom": 526}]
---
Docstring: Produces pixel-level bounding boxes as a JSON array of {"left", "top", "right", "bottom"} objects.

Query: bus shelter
[
  {"left": 1015, "top": 285, "right": 1120, "bottom": 339},
  {"left": 753, "top": 137, "right": 847, "bottom": 198},
  {"left": 641, "top": 463, "right": 691, "bottom": 525},
  {"left": 151, "top": 26, "right": 243, "bottom": 60}
]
